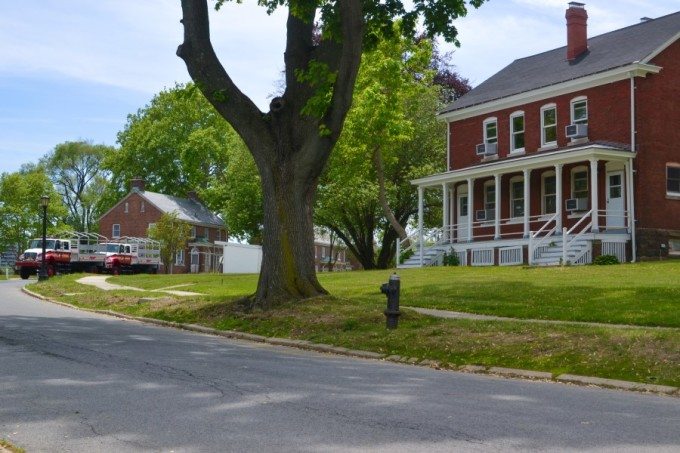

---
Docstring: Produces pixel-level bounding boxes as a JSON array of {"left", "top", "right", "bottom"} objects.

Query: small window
[
  {"left": 542, "top": 173, "right": 557, "bottom": 214},
  {"left": 216, "top": 229, "right": 221, "bottom": 241},
  {"left": 510, "top": 112, "right": 525, "bottom": 153},
  {"left": 541, "top": 104, "right": 557, "bottom": 147},
  {"left": 510, "top": 178, "right": 524, "bottom": 218},
  {"left": 669, "top": 238, "right": 680, "bottom": 256},
  {"left": 148, "top": 223, "right": 156, "bottom": 232},
  {"left": 483, "top": 117, "right": 498, "bottom": 144},
  {"left": 124, "top": 202, "right": 129, "bottom": 213},
  {"left": 205, "top": 227, "right": 209, "bottom": 239},
  {"left": 140, "top": 201, "right": 145, "bottom": 213},
  {"left": 190, "top": 226, "right": 196, "bottom": 238},
  {"left": 112, "top": 224, "right": 121, "bottom": 238},
  {"left": 571, "top": 97, "right": 588, "bottom": 125},
  {"left": 667, "top": 165, "right": 680, "bottom": 195},
  {"left": 572, "top": 168, "right": 589, "bottom": 201},
  {"left": 175, "top": 249, "right": 184, "bottom": 266}
]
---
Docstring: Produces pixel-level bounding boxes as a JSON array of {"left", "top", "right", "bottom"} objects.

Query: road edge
[{"left": 21, "top": 286, "right": 679, "bottom": 398}]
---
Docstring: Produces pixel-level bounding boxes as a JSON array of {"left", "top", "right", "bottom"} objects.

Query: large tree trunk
[{"left": 254, "top": 161, "right": 327, "bottom": 306}]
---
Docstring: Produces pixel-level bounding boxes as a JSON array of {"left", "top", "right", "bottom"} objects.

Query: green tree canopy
[{"left": 0, "top": 169, "right": 68, "bottom": 254}]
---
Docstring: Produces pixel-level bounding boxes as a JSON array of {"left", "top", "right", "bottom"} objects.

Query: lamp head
[{"left": 40, "top": 195, "right": 50, "bottom": 208}]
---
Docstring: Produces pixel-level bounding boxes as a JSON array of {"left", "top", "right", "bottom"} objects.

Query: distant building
[{"left": 99, "top": 178, "right": 227, "bottom": 273}]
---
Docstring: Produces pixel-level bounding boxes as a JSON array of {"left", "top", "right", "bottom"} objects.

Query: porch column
[
  {"left": 494, "top": 173, "right": 501, "bottom": 239},
  {"left": 590, "top": 158, "right": 599, "bottom": 232},
  {"left": 523, "top": 169, "right": 531, "bottom": 238},
  {"left": 626, "top": 157, "right": 637, "bottom": 261},
  {"left": 418, "top": 186, "right": 424, "bottom": 266},
  {"left": 555, "top": 163, "right": 563, "bottom": 233},
  {"left": 442, "top": 183, "right": 450, "bottom": 243},
  {"left": 451, "top": 184, "right": 457, "bottom": 242},
  {"left": 467, "top": 178, "right": 474, "bottom": 242}
]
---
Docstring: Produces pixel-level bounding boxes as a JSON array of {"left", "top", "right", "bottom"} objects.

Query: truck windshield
[
  {"left": 29, "top": 239, "right": 56, "bottom": 249},
  {"left": 106, "top": 244, "right": 123, "bottom": 253}
]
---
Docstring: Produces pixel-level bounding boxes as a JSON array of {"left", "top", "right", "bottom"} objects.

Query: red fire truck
[
  {"left": 15, "top": 232, "right": 108, "bottom": 279},
  {"left": 103, "top": 237, "right": 161, "bottom": 275}
]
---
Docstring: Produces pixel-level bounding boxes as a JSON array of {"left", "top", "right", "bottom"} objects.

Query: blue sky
[{"left": 1, "top": 0, "right": 678, "bottom": 174}]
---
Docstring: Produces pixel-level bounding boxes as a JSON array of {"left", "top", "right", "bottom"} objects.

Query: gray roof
[
  {"left": 442, "top": 10, "right": 680, "bottom": 113},
  {"left": 140, "top": 190, "right": 225, "bottom": 227}
]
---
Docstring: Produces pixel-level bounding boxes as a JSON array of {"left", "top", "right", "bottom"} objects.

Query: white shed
[{"left": 215, "top": 241, "right": 262, "bottom": 274}]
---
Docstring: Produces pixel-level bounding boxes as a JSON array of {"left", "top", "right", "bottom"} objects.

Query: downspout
[{"left": 629, "top": 74, "right": 637, "bottom": 262}]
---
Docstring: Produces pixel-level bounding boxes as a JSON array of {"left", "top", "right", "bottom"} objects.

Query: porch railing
[
  {"left": 562, "top": 209, "right": 593, "bottom": 264},
  {"left": 528, "top": 213, "right": 559, "bottom": 265}
]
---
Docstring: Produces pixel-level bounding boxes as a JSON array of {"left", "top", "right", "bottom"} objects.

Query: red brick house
[
  {"left": 402, "top": 3, "right": 680, "bottom": 267},
  {"left": 99, "top": 178, "right": 227, "bottom": 273}
]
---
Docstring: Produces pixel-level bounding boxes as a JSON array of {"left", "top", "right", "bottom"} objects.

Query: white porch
[{"left": 401, "top": 143, "right": 636, "bottom": 267}]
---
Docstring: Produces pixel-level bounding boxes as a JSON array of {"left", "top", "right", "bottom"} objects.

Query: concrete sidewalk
[{"left": 76, "top": 275, "right": 203, "bottom": 296}]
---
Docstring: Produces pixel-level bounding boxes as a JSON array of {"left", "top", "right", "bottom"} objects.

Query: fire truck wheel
[
  {"left": 112, "top": 266, "right": 121, "bottom": 276},
  {"left": 20, "top": 268, "right": 30, "bottom": 280},
  {"left": 47, "top": 264, "right": 56, "bottom": 277}
]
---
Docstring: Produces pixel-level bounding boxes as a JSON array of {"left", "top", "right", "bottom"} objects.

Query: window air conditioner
[
  {"left": 565, "top": 197, "right": 589, "bottom": 211},
  {"left": 565, "top": 123, "right": 588, "bottom": 139},
  {"left": 475, "top": 209, "right": 495, "bottom": 221},
  {"left": 475, "top": 142, "right": 498, "bottom": 156}
]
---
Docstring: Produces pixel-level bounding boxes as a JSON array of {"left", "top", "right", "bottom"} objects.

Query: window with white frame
[
  {"left": 190, "top": 226, "right": 196, "bottom": 238},
  {"left": 541, "top": 104, "right": 557, "bottom": 147},
  {"left": 669, "top": 238, "right": 680, "bottom": 256},
  {"left": 483, "top": 117, "right": 498, "bottom": 144},
  {"left": 175, "top": 249, "right": 184, "bottom": 266},
  {"left": 124, "top": 202, "right": 129, "bottom": 213},
  {"left": 667, "top": 165, "right": 680, "bottom": 195},
  {"left": 147, "top": 223, "right": 156, "bottom": 234},
  {"left": 484, "top": 181, "right": 495, "bottom": 220},
  {"left": 571, "top": 97, "right": 588, "bottom": 125},
  {"left": 542, "top": 172, "right": 557, "bottom": 214},
  {"left": 571, "top": 167, "right": 589, "bottom": 201},
  {"left": 140, "top": 201, "right": 145, "bottom": 213},
  {"left": 112, "top": 224, "right": 121, "bottom": 238},
  {"left": 510, "top": 111, "right": 525, "bottom": 153},
  {"left": 510, "top": 177, "right": 524, "bottom": 218}
]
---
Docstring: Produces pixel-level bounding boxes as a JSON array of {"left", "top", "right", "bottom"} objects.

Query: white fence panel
[
  {"left": 499, "top": 246, "right": 523, "bottom": 266},
  {"left": 456, "top": 250, "right": 467, "bottom": 266},
  {"left": 602, "top": 242, "right": 626, "bottom": 263},
  {"left": 471, "top": 248, "right": 494, "bottom": 266}
]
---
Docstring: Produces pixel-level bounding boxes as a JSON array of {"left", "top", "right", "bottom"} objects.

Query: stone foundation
[{"left": 636, "top": 228, "right": 680, "bottom": 260}]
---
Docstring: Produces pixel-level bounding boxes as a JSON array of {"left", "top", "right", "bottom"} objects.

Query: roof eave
[{"left": 437, "top": 62, "right": 662, "bottom": 123}]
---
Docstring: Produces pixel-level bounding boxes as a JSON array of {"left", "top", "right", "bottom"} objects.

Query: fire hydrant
[{"left": 380, "top": 273, "right": 401, "bottom": 329}]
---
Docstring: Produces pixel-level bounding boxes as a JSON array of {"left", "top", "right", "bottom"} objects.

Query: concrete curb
[{"left": 21, "top": 286, "right": 680, "bottom": 398}]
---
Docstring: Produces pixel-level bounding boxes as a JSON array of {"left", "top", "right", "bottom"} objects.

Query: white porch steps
[
  {"left": 532, "top": 238, "right": 591, "bottom": 266},
  {"left": 398, "top": 245, "right": 449, "bottom": 268}
]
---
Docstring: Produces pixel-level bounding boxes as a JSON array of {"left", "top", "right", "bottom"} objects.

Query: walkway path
[
  {"left": 406, "top": 306, "right": 677, "bottom": 330},
  {"left": 76, "top": 275, "right": 203, "bottom": 296}
]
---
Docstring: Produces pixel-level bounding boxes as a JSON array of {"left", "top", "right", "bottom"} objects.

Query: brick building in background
[
  {"left": 99, "top": 178, "right": 226, "bottom": 273},
  {"left": 403, "top": 3, "right": 680, "bottom": 267}
]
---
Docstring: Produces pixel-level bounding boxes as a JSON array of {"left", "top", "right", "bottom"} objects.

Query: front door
[
  {"left": 606, "top": 171, "right": 625, "bottom": 229},
  {"left": 457, "top": 193, "right": 469, "bottom": 241}
]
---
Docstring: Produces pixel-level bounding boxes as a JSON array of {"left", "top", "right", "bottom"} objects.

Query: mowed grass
[{"left": 29, "top": 261, "right": 680, "bottom": 387}]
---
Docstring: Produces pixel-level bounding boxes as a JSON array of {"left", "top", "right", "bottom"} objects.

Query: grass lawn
[{"left": 28, "top": 261, "right": 680, "bottom": 387}]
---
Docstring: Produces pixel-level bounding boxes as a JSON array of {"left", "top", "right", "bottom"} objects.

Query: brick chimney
[
  {"left": 187, "top": 190, "right": 200, "bottom": 202},
  {"left": 130, "top": 177, "right": 145, "bottom": 192},
  {"left": 566, "top": 2, "right": 588, "bottom": 61}
]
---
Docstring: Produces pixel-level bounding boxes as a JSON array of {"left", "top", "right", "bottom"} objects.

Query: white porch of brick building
[{"left": 400, "top": 144, "right": 637, "bottom": 267}]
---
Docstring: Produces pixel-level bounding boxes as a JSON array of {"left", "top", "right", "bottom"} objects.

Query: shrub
[
  {"left": 593, "top": 254, "right": 620, "bottom": 265},
  {"left": 442, "top": 252, "right": 460, "bottom": 266}
]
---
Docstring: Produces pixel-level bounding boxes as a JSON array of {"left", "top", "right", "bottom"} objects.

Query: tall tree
[
  {"left": 315, "top": 31, "right": 447, "bottom": 269},
  {"left": 108, "top": 83, "right": 262, "bottom": 242},
  {"left": 41, "top": 141, "right": 114, "bottom": 232},
  {"left": 177, "top": 0, "right": 484, "bottom": 307},
  {"left": 148, "top": 212, "right": 192, "bottom": 274},
  {"left": 0, "top": 169, "right": 68, "bottom": 254}
]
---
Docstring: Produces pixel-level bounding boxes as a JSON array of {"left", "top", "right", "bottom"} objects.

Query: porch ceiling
[{"left": 412, "top": 143, "right": 635, "bottom": 188}]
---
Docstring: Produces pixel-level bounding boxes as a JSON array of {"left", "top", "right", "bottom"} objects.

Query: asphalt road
[{"left": 1, "top": 279, "right": 679, "bottom": 452}]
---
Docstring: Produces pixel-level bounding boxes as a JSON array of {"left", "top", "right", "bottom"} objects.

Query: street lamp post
[{"left": 38, "top": 195, "right": 50, "bottom": 281}]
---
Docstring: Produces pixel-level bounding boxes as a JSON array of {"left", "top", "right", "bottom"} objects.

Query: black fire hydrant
[{"left": 380, "top": 273, "right": 401, "bottom": 329}]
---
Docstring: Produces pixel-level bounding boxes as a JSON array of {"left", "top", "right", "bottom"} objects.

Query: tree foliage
[
  {"left": 0, "top": 169, "right": 68, "bottom": 253},
  {"left": 41, "top": 141, "right": 114, "bottom": 232},
  {"left": 315, "top": 31, "right": 447, "bottom": 269},
  {"left": 147, "top": 211, "right": 192, "bottom": 274},
  {"left": 178, "top": 0, "right": 485, "bottom": 306}
]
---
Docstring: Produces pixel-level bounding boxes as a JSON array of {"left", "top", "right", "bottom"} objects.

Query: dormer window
[
  {"left": 541, "top": 104, "right": 557, "bottom": 147},
  {"left": 483, "top": 117, "right": 498, "bottom": 145},
  {"left": 571, "top": 97, "right": 588, "bottom": 125}
]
